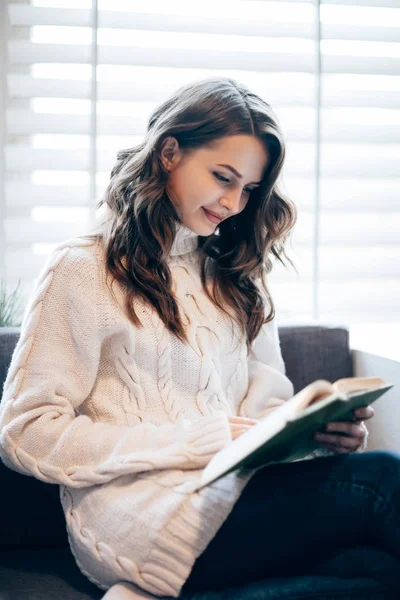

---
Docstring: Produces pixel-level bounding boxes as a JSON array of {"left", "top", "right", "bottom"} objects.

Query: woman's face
[{"left": 161, "top": 134, "right": 269, "bottom": 236}]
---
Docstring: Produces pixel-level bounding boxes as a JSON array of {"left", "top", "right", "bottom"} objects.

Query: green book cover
[{"left": 195, "top": 383, "right": 394, "bottom": 491}]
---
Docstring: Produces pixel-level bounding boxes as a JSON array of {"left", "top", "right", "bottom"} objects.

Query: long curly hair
[{"left": 84, "top": 76, "right": 297, "bottom": 353}]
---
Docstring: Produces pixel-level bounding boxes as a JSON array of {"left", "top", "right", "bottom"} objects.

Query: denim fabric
[{"left": 181, "top": 451, "right": 400, "bottom": 599}]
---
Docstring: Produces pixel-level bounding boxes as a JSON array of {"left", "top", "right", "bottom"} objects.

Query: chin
[
  {"left": 182, "top": 215, "right": 216, "bottom": 237},
  {"left": 195, "top": 223, "right": 217, "bottom": 236}
]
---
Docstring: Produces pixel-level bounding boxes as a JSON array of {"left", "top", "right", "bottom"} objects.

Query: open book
[{"left": 194, "top": 376, "right": 393, "bottom": 491}]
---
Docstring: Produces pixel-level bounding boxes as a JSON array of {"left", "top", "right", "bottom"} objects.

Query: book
[{"left": 194, "top": 376, "right": 394, "bottom": 491}]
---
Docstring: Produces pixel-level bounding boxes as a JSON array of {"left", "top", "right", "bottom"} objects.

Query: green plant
[{"left": 0, "top": 279, "right": 23, "bottom": 327}]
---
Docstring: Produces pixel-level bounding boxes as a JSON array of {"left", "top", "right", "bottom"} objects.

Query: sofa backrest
[
  {"left": 279, "top": 325, "right": 353, "bottom": 393},
  {"left": 0, "top": 325, "right": 352, "bottom": 551}
]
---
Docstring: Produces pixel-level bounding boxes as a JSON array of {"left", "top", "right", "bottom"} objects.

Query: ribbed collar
[{"left": 169, "top": 222, "right": 199, "bottom": 257}]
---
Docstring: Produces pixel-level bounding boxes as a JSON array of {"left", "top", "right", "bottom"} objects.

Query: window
[{"left": 1, "top": 0, "right": 399, "bottom": 339}]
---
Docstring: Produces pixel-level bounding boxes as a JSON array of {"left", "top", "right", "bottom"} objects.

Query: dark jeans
[{"left": 181, "top": 451, "right": 400, "bottom": 598}]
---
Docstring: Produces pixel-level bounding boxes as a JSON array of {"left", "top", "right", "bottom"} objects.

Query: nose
[{"left": 220, "top": 189, "right": 243, "bottom": 215}]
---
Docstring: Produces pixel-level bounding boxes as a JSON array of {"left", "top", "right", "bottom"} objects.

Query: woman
[{"left": 0, "top": 77, "right": 399, "bottom": 600}]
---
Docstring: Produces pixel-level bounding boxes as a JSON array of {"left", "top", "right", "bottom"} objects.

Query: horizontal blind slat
[
  {"left": 8, "top": 4, "right": 399, "bottom": 43},
  {"left": 322, "top": 54, "right": 400, "bottom": 76},
  {"left": 292, "top": 212, "right": 400, "bottom": 245},
  {"left": 285, "top": 178, "right": 400, "bottom": 211},
  {"left": 7, "top": 74, "right": 316, "bottom": 106},
  {"left": 5, "top": 219, "right": 88, "bottom": 244},
  {"left": 270, "top": 247, "right": 400, "bottom": 281},
  {"left": 9, "top": 41, "right": 400, "bottom": 76},
  {"left": 9, "top": 5, "right": 315, "bottom": 38},
  {"left": 9, "top": 41, "right": 316, "bottom": 72},
  {"left": 322, "top": 24, "right": 400, "bottom": 43},
  {"left": 5, "top": 183, "right": 91, "bottom": 206},
  {"left": 271, "top": 280, "right": 400, "bottom": 317},
  {"left": 322, "top": 0, "right": 400, "bottom": 8}
]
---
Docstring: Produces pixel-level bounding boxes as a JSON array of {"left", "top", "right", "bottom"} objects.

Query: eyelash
[{"left": 213, "top": 172, "right": 255, "bottom": 195}]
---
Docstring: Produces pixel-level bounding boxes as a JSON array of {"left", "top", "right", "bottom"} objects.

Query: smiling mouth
[{"left": 202, "top": 207, "right": 223, "bottom": 223}]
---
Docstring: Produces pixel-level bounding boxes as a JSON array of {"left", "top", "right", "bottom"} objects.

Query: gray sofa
[{"left": 0, "top": 325, "right": 398, "bottom": 600}]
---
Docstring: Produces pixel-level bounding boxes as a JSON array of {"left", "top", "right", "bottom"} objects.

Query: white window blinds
[{"left": 1, "top": 0, "right": 399, "bottom": 327}]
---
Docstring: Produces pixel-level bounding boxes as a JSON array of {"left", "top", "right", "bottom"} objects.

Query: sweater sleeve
[
  {"left": 236, "top": 295, "right": 368, "bottom": 459},
  {"left": 238, "top": 311, "right": 295, "bottom": 420},
  {"left": 0, "top": 242, "right": 232, "bottom": 489},
  {"left": 238, "top": 315, "right": 340, "bottom": 460}
]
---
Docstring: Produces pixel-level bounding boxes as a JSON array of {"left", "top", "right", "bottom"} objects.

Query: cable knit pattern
[
  {"left": 117, "top": 342, "right": 147, "bottom": 426},
  {"left": 150, "top": 306, "right": 185, "bottom": 423},
  {"left": 0, "top": 222, "right": 367, "bottom": 596}
]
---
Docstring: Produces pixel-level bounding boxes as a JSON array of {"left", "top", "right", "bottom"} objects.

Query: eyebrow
[{"left": 216, "top": 164, "right": 262, "bottom": 185}]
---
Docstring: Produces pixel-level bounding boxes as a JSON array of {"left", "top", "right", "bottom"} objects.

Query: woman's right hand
[{"left": 227, "top": 416, "right": 259, "bottom": 440}]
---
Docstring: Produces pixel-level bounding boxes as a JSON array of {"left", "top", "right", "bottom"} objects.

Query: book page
[
  {"left": 333, "top": 376, "right": 386, "bottom": 395},
  {"left": 285, "top": 380, "right": 335, "bottom": 415}
]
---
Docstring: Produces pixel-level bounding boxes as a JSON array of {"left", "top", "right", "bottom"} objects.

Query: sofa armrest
[{"left": 352, "top": 349, "right": 400, "bottom": 453}]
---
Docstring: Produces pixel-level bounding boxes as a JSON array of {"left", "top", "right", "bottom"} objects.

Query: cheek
[
  {"left": 239, "top": 195, "right": 250, "bottom": 212},
  {"left": 169, "top": 170, "right": 227, "bottom": 210},
  {"left": 183, "top": 174, "right": 217, "bottom": 207}
]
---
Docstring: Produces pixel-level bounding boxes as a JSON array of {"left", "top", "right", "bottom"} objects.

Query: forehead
[{"left": 196, "top": 135, "right": 269, "bottom": 177}]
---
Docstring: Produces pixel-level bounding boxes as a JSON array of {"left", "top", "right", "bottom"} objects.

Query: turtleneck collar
[{"left": 169, "top": 222, "right": 199, "bottom": 257}]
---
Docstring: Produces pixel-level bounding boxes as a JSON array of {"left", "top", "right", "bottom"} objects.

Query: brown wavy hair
[{"left": 85, "top": 77, "right": 297, "bottom": 353}]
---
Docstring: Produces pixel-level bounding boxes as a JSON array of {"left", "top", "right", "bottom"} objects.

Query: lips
[{"left": 202, "top": 207, "right": 223, "bottom": 222}]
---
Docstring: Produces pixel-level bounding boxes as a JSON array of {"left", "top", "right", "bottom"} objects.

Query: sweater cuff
[{"left": 183, "top": 411, "right": 232, "bottom": 468}]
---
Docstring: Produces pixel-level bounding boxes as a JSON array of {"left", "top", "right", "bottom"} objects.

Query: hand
[
  {"left": 228, "top": 416, "right": 259, "bottom": 440},
  {"left": 313, "top": 406, "right": 375, "bottom": 454}
]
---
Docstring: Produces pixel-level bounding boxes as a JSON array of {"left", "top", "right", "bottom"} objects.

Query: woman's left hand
[{"left": 313, "top": 406, "right": 375, "bottom": 453}]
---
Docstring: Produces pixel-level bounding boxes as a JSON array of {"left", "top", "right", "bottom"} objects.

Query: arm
[
  {"left": 238, "top": 310, "right": 295, "bottom": 420},
  {"left": 237, "top": 299, "right": 336, "bottom": 460},
  {"left": 0, "top": 242, "right": 231, "bottom": 489}
]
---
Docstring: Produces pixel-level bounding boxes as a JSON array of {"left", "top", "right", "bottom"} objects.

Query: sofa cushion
[
  {"left": 0, "top": 547, "right": 398, "bottom": 600},
  {"left": 0, "top": 458, "right": 68, "bottom": 551},
  {"left": 279, "top": 326, "right": 353, "bottom": 394},
  {"left": 0, "top": 547, "right": 100, "bottom": 599}
]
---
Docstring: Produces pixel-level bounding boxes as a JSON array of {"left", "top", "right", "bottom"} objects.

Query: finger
[
  {"left": 324, "top": 422, "right": 365, "bottom": 437},
  {"left": 316, "top": 442, "right": 352, "bottom": 454},
  {"left": 230, "top": 421, "right": 257, "bottom": 428},
  {"left": 230, "top": 426, "right": 253, "bottom": 434},
  {"left": 353, "top": 406, "right": 375, "bottom": 421},
  {"left": 230, "top": 425, "right": 255, "bottom": 438},
  {"left": 314, "top": 432, "right": 360, "bottom": 450},
  {"left": 230, "top": 425, "right": 254, "bottom": 432},
  {"left": 231, "top": 428, "right": 253, "bottom": 440},
  {"left": 229, "top": 416, "right": 258, "bottom": 425}
]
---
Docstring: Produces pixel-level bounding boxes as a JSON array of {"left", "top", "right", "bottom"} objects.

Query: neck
[{"left": 169, "top": 222, "right": 199, "bottom": 257}]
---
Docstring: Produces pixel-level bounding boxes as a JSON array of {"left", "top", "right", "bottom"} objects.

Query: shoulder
[
  {"left": 49, "top": 235, "right": 100, "bottom": 262},
  {"left": 36, "top": 236, "right": 104, "bottom": 296},
  {"left": 45, "top": 235, "right": 101, "bottom": 273},
  {"left": 19, "top": 237, "right": 104, "bottom": 332}
]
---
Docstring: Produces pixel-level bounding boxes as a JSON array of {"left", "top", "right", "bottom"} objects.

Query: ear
[{"left": 160, "top": 136, "right": 181, "bottom": 172}]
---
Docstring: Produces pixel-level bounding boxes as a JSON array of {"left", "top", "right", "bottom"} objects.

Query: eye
[
  {"left": 214, "top": 172, "right": 256, "bottom": 195},
  {"left": 213, "top": 171, "right": 230, "bottom": 184},
  {"left": 242, "top": 185, "right": 259, "bottom": 196}
]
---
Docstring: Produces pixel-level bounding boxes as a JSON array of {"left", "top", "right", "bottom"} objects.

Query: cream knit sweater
[{"left": 0, "top": 223, "right": 302, "bottom": 596}]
